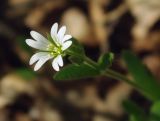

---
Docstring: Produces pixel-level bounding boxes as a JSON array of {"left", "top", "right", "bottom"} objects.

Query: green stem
[
  {"left": 104, "top": 69, "right": 138, "bottom": 87},
  {"left": 83, "top": 56, "right": 139, "bottom": 88},
  {"left": 67, "top": 51, "right": 138, "bottom": 88}
]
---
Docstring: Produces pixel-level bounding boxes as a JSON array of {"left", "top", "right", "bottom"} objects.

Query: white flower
[{"left": 25, "top": 23, "right": 72, "bottom": 71}]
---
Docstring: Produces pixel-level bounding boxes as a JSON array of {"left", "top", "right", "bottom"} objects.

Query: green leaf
[
  {"left": 150, "top": 101, "right": 160, "bottom": 121},
  {"left": 150, "top": 114, "right": 160, "bottom": 121},
  {"left": 69, "top": 56, "right": 84, "bottom": 65},
  {"left": 66, "top": 38, "right": 85, "bottom": 56},
  {"left": 98, "top": 52, "right": 114, "bottom": 70},
  {"left": 15, "top": 68, "right": 36, "bottom": 80},
  {"left": 123, "top": 100, "right": 147, "bottom": 121},
  {"left": 122, "top": 51, "right": 160, "bottom": 101},
  {"left": 54, "top": 64, "right": 100, "bottom": 80},
  {"left": 151, "top": 101, "right": 160, "bottom": 116},
  {"left": 130, "top": 116, "right": 141, "bottom": 121}
]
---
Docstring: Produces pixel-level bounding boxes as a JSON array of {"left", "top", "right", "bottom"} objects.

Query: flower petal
[
  {"left": 30, "top": 31, "right": 49, "bottom": 45},
  {"left": 25, "top": 39, "right": 48, "bottom": 50},
  {"left": 57, "top": 26, "right": 66, "bottom": 42},
  {"left": 52, "top": 57, "right": 59, "bottom": 71},
  {"left": 51, "top": 34, "right": 60, "bottom": 46},
  {"left": 62, "top": 35, "right": 72, "bottom": 43},
  {"left": 34, "top": 54, "right": 52, "bottom": 71},
  {"left": 62, "top": 41, "right": 72, "bottom": 51},
  {"left": 29, "top": 52, "right": 49, "bottom": 65},
  {"left": 56, "top": 55, "right": 63, "bottom": 67},
  {"left": 51, "top": 23, "right": 58, "bottom": 37}
]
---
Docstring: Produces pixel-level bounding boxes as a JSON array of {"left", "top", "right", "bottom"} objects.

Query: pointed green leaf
[
  {"left": 54, "top": 64, "right": 99, "bottom": 80},
  {"left": 122, "top": 51, "right": 160, "bottom": 101}
]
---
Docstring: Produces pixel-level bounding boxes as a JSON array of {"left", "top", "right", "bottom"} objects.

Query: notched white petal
[
  {"left": 57, "top": 26, "right": 66, "bottom": 42},
  {"left": 52, "top": 58, "right": 59, "bottom": 71},
  {"left": 34, "top": 55, "right": 52, "bottom": 71},
  {"left": 51, "top": 23, "right": 58, "bottom": 37},
  {"left": 30, "top": 31, "right": 49, "bottom": 45},
  {"left": 25, "top": 39, "right": 48, "bottom": 50},
  {"left": 62, "top": 41, "right": 72, "bottom": 50},
  {"left": 62, "top": 35, "right": 72, "bottom": 43},
  {"left": 29, "top": 52, "right": 48, "bottom": 65},
  {"left": 56, "top": 55, "right": 63, "bottom": 67}
]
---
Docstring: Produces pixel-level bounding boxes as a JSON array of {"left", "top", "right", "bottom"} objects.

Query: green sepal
[
  {"left": 66, "top": 38, "right": 85, "bottom": 57},
  {"left": 47, "top": 33, "right": 58, "bottom": 47},
  {"left": 98, "top": 52, "right": 114, "bottom": 71}
]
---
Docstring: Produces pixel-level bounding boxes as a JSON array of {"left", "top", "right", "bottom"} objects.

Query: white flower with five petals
[{"left": 25, "top": 23, "right": 72, "bottom": 71}]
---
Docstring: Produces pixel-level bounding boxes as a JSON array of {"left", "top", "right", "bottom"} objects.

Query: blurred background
[{"left": 0, "top": 0, "right": 160, "bottom": 121}]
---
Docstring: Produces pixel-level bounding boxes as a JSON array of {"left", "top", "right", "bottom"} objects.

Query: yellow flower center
[{"left": 47, "top": 43, "right": 62, "bottom": 57}]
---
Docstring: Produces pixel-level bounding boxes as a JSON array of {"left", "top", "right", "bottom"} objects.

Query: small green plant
[{"left": 25, "top": 23, "right": 160, "bottom": 121}]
